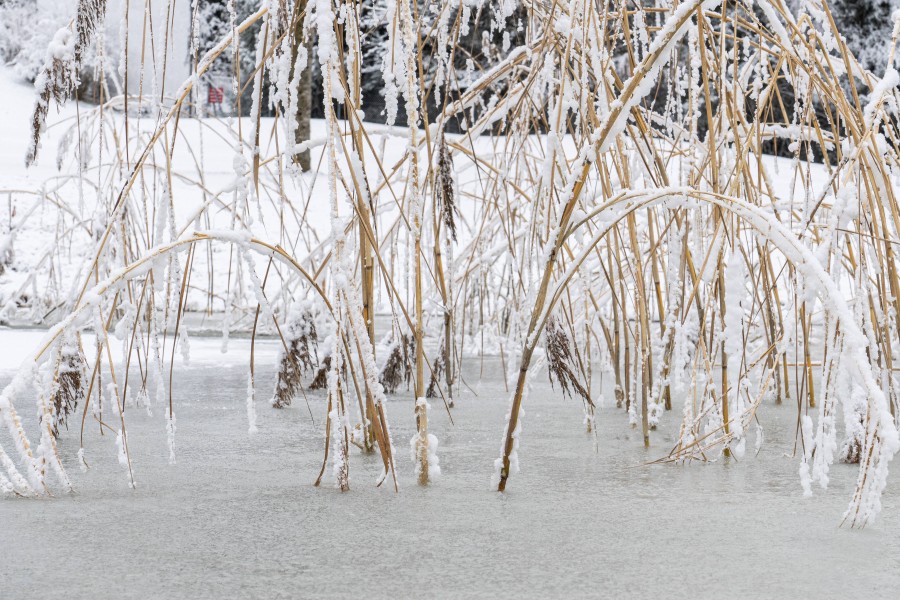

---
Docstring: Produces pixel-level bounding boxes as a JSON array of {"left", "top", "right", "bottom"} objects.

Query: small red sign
[{"left": 208, "top": 87, "right": 224, "bottom": 104}]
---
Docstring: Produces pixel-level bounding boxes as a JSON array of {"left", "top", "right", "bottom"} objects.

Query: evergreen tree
[{"left": 828, "top": 0, "right": 899, "bottom": 73}]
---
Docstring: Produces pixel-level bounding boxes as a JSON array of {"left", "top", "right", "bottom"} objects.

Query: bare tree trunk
[{"left": 292, "top": 0, "right": 311, "bottom": 171}]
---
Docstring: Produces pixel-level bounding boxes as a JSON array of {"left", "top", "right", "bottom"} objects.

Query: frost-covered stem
[
  {"left": 496, "top": 0, "right": 711, "bottom": 491},
  {"left": 393, "top": 0, "right": 430, "bottom": 484},
  {"left": 625, "top": 211, "right": 651, "bottom": 448},
  {"left": 433, "top": 137, "right": 455, "bottom": 408},
  {"left": 413, "top": 398, "right": 430, "bottom": 485},
  {"left": 497, "top": 228, "right": 561, "bottom": 492},
  {"left": 340, "top": 290, "right": 398, "bottom": 487},
  {"left": 0, "top": 365, "right": 43, "bottom": 494},
  {"left": 346, "top": 14, "right": 377, "bottom": 448},
  {"left": 328, "top": 347, "right": 350, "bottom": 492},
  {"left": 358, "top": 225, "right": 377, "bottom": 452},
  {"left": 413, "top": 228, "right": 429, "bottom": 479},
  {"left": 756, "top": 243, "right": 783, "bottom": 403},
  {"left": 247, "top": 256, "right": 272, "bottom": 435},
  {"left": 607, "top": 244, "right": 624, "bottom": 408},
  {"left": 312, "top": 0, "right": 377, "bottom": 490},
  {"left": 443, "top": 249, "right": 454, "bottom": 407},
  {"left": 717, "top": 243, "right": 730, "bottom": 457},
  {"left": 659, "top": 215, "right": 687, "bottom": 411},
  {"left": 357, "top": 188, "right": 376, "bottom": 355}
]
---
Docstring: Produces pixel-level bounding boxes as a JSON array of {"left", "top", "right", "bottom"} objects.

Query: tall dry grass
[{"left": 1, "top": 0, "right": 899, "bottom": 527}]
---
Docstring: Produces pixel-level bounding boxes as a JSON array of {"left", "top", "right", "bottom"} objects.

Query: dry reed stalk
[
  {"left": 6, "top": 0, "right": 900, "bottom": 527},
  {"left": 272, "top": 305, "right": 319, "bottom": 408}
]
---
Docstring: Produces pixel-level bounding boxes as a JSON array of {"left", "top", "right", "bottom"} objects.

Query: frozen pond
[{"left": 1, "top": 331, "right": 899, "bottom": 598}]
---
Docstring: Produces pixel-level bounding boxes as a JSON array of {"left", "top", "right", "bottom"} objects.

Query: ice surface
[{"left": 0, "top": 332, "right": 899, "bottom": 598}]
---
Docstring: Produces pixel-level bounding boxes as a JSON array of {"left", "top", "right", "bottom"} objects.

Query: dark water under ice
[{"left": 1, "top": 336, "right": 899, "bottom": 598}]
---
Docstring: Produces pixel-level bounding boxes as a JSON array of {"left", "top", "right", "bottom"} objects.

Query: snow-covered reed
[{"left": 3, "top": 0, "right": 900, "bottom": 528}]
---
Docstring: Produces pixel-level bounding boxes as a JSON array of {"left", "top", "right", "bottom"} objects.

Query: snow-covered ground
[
  {"left": 0, "top": 62, "right": 410, "bottom": 327},
  {"left": 0, "top": 60, "right": 823, "bottom": 331},
  {"left": 1, "top": 333, "right": 899, "bottom": 598}
]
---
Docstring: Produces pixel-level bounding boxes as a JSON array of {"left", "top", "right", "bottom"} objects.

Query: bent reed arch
[{"left": 496, "top": 187, "right": 899, "bottom": 529}]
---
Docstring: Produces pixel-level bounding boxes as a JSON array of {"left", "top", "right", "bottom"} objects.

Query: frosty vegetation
[{"left": 1, "top": 0, "right": 900, "bottom": 529}]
